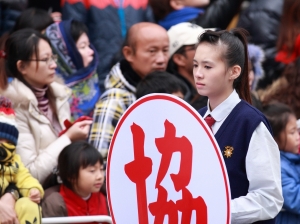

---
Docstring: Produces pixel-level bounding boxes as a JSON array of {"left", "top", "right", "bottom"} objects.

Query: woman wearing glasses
[
  {"left": 0, "top": 29, "right": 92, "bottom": 184},
  {"left": 45, "top": 20, "right": 101, "bottom": 121}
]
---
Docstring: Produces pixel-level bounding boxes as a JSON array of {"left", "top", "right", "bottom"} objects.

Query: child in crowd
[
  {"left": 136, "top": 71, "right": 187, "bottom": 99},
  {"left": 195, "top": 28, "right": 283, "bottom": 223},
  {"left": 42, "top": 141, "right": 109, "bottom": 222},
  {"left": 264, "top": 102, "right": 300, "bottom": 224},
  {"left": 45, "top": 19, "right": 101, "bottom": 120},
  {"left": 0, "top": 97, "right": 44, "bottom": 224},
  {"left": 0, "top": 29, "right": 92, "bottom": 184}
]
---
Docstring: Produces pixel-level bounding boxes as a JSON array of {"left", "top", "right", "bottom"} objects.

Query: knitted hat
[{"left": 0, "top": 97, "right": 19, "bottom": 145}]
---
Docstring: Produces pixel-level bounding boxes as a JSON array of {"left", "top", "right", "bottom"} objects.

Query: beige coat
[{"left": 0, "top": 78, "right": 72, "bottom": 184}]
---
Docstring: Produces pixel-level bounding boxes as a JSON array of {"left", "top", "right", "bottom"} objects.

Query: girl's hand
[
  {"left": 29, "top": 188, "right": 41, "bottom": 203},
  {"left": 65, "top": 120, "right": 93, "bottom": 142},
  {"left": 0, "top": 193, "right": 19, "bottom": 224}
]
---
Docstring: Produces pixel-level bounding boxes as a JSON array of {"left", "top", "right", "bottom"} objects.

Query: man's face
[
  {"left": 129, "top": 27, "right": 169, "bottom": 78},
  {"left": 182, "top": 45, "right": 197, "bottom": 75}
]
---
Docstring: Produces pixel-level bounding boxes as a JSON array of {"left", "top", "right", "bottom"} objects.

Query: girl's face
[
  {"left": 74, "top": 161, "right": 104, "bottom": 197},
  {"left": 278, "top": 115, "right": 300, "bottom": 154},
  {"left": 19, "top": 39, "right": 57, "bottom": 88},
  {"left": 76, "top": 33, "right": 94, "bottom": 68},
  {"left": 193, "top": 42, "right": 234, "bottom": 103}
]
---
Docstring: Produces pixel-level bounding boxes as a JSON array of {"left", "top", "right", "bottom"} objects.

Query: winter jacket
[
  {"left": 0, "top": 78, "right": 72, "bottom": 184},
  {"left": 42, "top": 184, "right": 109, "bottom": 222},
  {"left": 0, "top": 0, "right": 27, "bottom": 36},
  {"left": 157, "top": 0, "right": 243, "bottom": 30},
  {"left": 237, "top": 0, "right": 285, "bottom": 89},
  {"left": 276, "top": 151, "right": 300, "bottom": 224},
  {"left": 61, "top": 0, "right": 154, "bottom": 91},
  {"left": 89, "top": 60, "right": 138, "bottom": 161},
  {"left": 0, "top": 150, "right": 44, "bottom": 198}
]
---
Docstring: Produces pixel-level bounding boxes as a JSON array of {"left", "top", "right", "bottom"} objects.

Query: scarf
[
  {"left": 159, "top": 7, "right": 204, "bottom": 30},
  {"left": 45, "top": 20, "right": 101, "bottom": 120},
  {"left": 0, "top": 142, "right": 15, "bottom": 165},
  {"left": 32, "top": 86, "right": 49, "bottom": 114},
  {"left": 120, "top": 59, "right": 142, "bottom": 88}
]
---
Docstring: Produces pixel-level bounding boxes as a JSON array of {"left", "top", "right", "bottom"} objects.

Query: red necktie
[{"left": 204, "top": 115, "right": 216, "bottom": 130}]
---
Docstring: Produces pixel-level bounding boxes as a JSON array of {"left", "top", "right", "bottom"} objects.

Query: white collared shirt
[{"left": 204, "top": 90, "right": 283, "bottom": 224}]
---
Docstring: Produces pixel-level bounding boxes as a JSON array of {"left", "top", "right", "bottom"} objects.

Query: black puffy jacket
[
  {"left": 237, "top": 0, "right": 285, "bottom": 89},
  {"left": 0, "top": 0, "right": 27, "bottom": 36},
  {"left": 193, "top": 0, "right": 244, "bottom": 29}
]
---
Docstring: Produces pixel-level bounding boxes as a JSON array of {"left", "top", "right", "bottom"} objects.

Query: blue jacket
[
  {"left": 61, "top": 0, "right": 154, "bottom": 92},
  {"left": 276, "top": 151, "right": 300, "bottom": 224}
]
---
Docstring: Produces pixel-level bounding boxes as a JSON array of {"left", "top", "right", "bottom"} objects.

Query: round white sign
[{"left": 107, "top": 94, "right": 231, "bottom": 224}]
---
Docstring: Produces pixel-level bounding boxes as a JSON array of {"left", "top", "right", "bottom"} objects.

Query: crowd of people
[{"left": 0, "top": 0, "right": 299, "bottom": 223}]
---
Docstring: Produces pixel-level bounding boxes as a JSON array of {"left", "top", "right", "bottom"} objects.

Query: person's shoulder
[
  {"left": 42, "top": 185, "right": 67, "bottom": 217},
  {"left": 49, "top": 79, "right": 72, "bottom": 99},
  {"left": 238, "top": 100, "right": 266, "bottom": 119},
  {"left": 0, "top": 78, "right": 33, "bottom": 106}
]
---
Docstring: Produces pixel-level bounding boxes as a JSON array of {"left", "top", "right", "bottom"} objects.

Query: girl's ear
[
  {"left": 16, "top": 60, "right": 27, "bottom": 76},
  {"left": 229, "top": 65, "right": 242, "bottom": 80}
]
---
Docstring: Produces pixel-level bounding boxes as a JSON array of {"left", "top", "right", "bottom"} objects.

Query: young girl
[
  {"left": 194, "top": 28, "right": 283, "bottom": 223},
  {"left": 0, "top": 29, "right": 92, "bottom": 184},
  {"left": 42, "top": 141, "right": 109, "bottom": 221},
  {"left": 45, "top": 19, "right": 101, "bottom": 120},
  {"left": 264, "top": 102, "right": 300, "bottom": 224}
]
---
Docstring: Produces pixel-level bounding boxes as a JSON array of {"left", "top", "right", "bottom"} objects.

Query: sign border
[{"left": 107, "top": 94, "right": 231, "bottom": 224}]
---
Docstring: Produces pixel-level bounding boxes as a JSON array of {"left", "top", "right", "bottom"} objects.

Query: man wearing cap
[{"left": 167, "top": 22, "right": 208, "bottom": 109}]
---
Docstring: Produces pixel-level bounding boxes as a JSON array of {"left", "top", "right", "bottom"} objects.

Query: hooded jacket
[{"left": 276, "top": 151, "right": 300, "bottom": 224}]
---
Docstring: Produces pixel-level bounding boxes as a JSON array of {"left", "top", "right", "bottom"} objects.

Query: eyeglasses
[{"left": 27, "top": 54, "right": 58, "bottom": 65}]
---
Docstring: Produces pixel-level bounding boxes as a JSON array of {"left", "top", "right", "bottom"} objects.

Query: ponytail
[
  {"left": 198, "top": 28, "right": 252, "bottom": 104},
  {"left": 231, "top": 28, "right": 252, "bottom": 104}
]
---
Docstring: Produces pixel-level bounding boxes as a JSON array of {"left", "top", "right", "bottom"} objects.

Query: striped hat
[{"left": 0, "top": 97, "right": 19, "bottom": 145}]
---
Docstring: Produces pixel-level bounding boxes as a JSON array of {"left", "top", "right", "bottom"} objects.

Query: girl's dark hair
[
  {"left": 0, "top": 28, "right": 51, "bottom": 90},
  {"left": 276, "top": 0, "right": 300, "bottom": 55},
  {"left": 12, "top": 8, "right": 53, "bottom": 33},
  {"left": 70, "top": 20, "right": 89, "bottom": 43},
  {"left": 262, "top": 58, "right": 300, "bottom": 119},
  {"left": 57, "top": 141, "right": 104, "bottom": 190},
  {"left": 197, "top": 28, "right": 252, "bottom": 104},
  {"left": 136, "top": 71, "right": 187, "bottom": 99},
  {"left": 263, "top": 102, "right": 294, "bottom": 144}
]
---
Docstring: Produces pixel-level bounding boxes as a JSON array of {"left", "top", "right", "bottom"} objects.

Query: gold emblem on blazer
[{"left": 224, "top": 146, "right": 234, "bottom": 158}]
